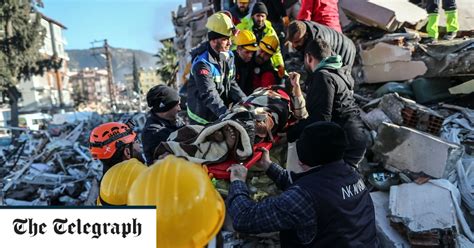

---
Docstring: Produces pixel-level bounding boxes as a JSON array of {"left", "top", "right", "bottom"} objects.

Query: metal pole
[{"left": 104, "top": 39, "right": 115, "bottom": 110}]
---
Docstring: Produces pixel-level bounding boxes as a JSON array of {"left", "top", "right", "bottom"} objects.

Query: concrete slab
[
  {"left": 370, "top": 192, "right": 410, "bottom": 248},
  {"left": 362, "top": 61, "right": 427, "bottom": 84},
  {"left": 388, "top": 180, "right": 458, "bottom": 246},
  {"left": 369, "top": 0, "right": 427, "bottom": 25},
  {"left": 360, "top": 43, "right": 412, "bottom": 66},
  {"left": 373, "top": 122, "right": 463, "bottom": 178},
  {"left": 362, "top": 108, "right": 393, "bottom": 131},
  {"left": 340, "top": 0, "right": 427, "bottom": 32},
  {"left": 449, "top": 79, "right": 474, "bottom": 95},
  {"left": 378, "top": 93, "right": 445, "bottom": 136}
]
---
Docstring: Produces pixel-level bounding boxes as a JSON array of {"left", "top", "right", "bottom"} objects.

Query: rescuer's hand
[
  {"left": 228, "top": 164, "right": 248, "bottom": 182},
  {"left": 289, "top": 72, "right": 302, "bottom": 97},
  {"left": 255, "top": 147, "right": 272, "bottom": 171}
]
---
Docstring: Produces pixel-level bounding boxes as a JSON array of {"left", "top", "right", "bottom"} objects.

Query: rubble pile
[
  {"left": 332, "top": 3, "right": 473, "bottom": 245},
  {"left": 172, "top": 0, "right": 213, "bottom": 87},
  {"left": 0, "top": 122, "right": 102, "bottom": 206},
  {"left": 360, "top": 91, "right": 474, "bottom": 246}
]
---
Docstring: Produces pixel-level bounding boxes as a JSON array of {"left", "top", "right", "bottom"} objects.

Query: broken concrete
[
  {"left": 362, "top": 108, "right": 392, "bottom": 131},
  {"left": 417, "top": 39, "right": 474, "bottom": 78},
  {"left": 449, "top": 79, "right": 474, "bottom": 95},
  {"left": 172, "top": 0, "right": 212, "bottom": 88},
  {"left": 373, "top": 122, "right": 463, "bottom": 179},
  {"left": 360, "top": 42, "right": 412, "bottom": 66},
  {"left": 370, "top": 192, "right": 410, "bottom": 248},
  {"left": 362, "top": 61, "right": 427, "bottom": 84},
  {"left": 340, "top": 0, "right": 427, "bottom": 32},
  {"left": 388, "top": 180, "right": 458, "bottom": 246},
  {"left": 378, "top": 93, "right": 445, "bottom": 135},
  {"left": 0, "top": 122, "right": 102, "bottom": 206}
]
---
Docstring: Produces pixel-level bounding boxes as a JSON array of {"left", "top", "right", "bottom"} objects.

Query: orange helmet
[{"left": 89, "top": 122, "right": 137, "bottom": 160}]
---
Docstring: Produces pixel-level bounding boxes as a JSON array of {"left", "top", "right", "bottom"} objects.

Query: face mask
[{"left": 219, "top": 51, "right": 230, "bottom": 62}]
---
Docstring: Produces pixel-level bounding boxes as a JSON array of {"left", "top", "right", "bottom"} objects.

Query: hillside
[{"left": 67, "top": 48, "right": 158, "bottom": 82}]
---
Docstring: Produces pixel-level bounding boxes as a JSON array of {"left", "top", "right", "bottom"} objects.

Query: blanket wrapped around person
[{"left": 153, "top": 86, "right": 304, "bottom": 165}]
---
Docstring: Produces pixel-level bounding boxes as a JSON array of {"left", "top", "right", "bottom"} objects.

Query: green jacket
[{"left": 236, "top": 17, "right": 284, "bottom": 69}]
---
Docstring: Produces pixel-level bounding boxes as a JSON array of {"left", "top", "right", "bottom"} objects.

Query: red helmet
[{"left": 89, "top": 122, "right": 137, "bottom": 160}]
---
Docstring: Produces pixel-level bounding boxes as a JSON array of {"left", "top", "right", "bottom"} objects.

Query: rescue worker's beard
[
  {"left": 304, "top": 61, "right": 313, "bottom": 73},
  {"left": 238, "top": 6, "right": 248, "bottom": 14},
  {"left": 294, "top": 38, "right": 308, "bottom": 52},
  {"left": 255, "top": 21, "right": 264, "bottom": 29},
  {"left": 255, "top": 55, "right": 264, "bottom": 64},
  {"left": 129, "top": 143, "right": 146, "bottom": 164},
  {"left": 213, "top": 40, "right": 230, "bottom": 53}
]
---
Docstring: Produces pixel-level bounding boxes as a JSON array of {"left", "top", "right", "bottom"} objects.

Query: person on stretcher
[{"left": 151, "top": 85, "right": 307, "bottom": 166}]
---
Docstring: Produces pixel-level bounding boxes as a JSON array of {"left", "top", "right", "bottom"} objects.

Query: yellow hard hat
[
  {"left": 206, "top": 12, "right": 235, "bottom": 37},
  {"left": 234, "top": 30, "right": 258, "bottom": 51},
  {"left": 98, "top": 158, "right": 148, "bottom": 206},
  {"left": 237, "top": 0, "right": 250, "bottom": 3},
  {"left": 260, "top": 35, "right": 280, "bottom": 55},
  {"left": 128, "top": 155, "right": 225, "bottom": 247}
]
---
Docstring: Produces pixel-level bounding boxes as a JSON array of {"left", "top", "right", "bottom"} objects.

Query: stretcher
[{"left": 207, "top": 136, "right": 281, "bottom": 180}]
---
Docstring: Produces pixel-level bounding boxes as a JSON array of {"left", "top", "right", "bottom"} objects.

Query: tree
[
  {"left": 132, "top": 53, "right": 140, "bottom": 94},
  {"left": 0, "top": 0, "right": 59, "bottom": 134},
  {"left": 155, "top": 39, "right": 178, "bottom": 88}
]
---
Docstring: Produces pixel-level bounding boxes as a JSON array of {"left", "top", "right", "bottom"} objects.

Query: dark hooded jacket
[
  {"left": 302, "top": 20, "right": 356, "bottom": 68},
  {"left": 289, "top": 56, "right": 368, "bottom": 166}
]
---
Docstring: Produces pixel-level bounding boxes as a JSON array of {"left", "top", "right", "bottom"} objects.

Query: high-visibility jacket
[
  {"left": 236, "top": 17, "right": 284, "bottom": 69},
  {"left": 186, "top": 44, "right": 246, "bottom": 125}
]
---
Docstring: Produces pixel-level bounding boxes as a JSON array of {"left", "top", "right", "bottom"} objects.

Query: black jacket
[
  {"left": 288, "top": 65, "right": 368, "bottom": 166},
  {"left": 234, "top": 53, "right": 255, "bottom": 96},
  {"left": 305, "top": 66, "right": 359, "bottom": 124},
  {"left": 303, "top": 20, "right": 356, "bottom": 68},
  {"left": 187, "top": 43, "right": 246, "bottom": 124},
  {"left": 142, "top": 113, "right": 184, "bottom": 164},
  {"left": 281, "top": 160, "right": 377, "bottom": 247},
  {"left": 259, "top": 0, "right": 287, "bottom": 24}
]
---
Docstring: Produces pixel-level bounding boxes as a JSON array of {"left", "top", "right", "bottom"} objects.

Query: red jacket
[
  {"left": 297, "top": 0, "right": 342, "bottom": 32},
  {"left": 253, "top": 71, "right": 276, "bottom": 90}
]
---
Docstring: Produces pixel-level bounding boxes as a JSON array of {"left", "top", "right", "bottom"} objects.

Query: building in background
[
  {"left": 17, "top": 14, "right": 72, "bottom": 113},
  {"left": 124, "top": 67, "right": 162, "bottom": 95},
  {"left": 69, "top": 68, "right": 110, "bottom": 108}
]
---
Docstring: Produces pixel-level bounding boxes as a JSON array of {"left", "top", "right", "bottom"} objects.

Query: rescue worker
[
  {"left": 287, "top": 20, "right": 356, "bottom": 68},
  {"left": 297, "top": 0, "right": 342, "bottom": 32},
  {"left": 187, "top": 12, "right": 246, "bottom": 125},
  {"left": 227, "top": 121, "right": 377, "bottom": 247},
  {"left": 260, "top": 0, "right": 290, "bottom": 28},
  {"left": 237, "top": 2, "right": 286, "bottom": 78},
  {"left": 142, "top": 85, "right": 184, "bottom": 165},
  {"left": 233, "top": 30, "right": 259, "bottom": 95},
  {"left": 259, "top": 0, "right": 290, "bottom": 51},
  {"left": 96, "top": 158, "right": 147, "bottom": 206},
  {"left": 89, "top": 122, "right": 145, "bottom": 175},
  {"left": 228, "top": 0, "right": 251, "bottom": 25},
  {"left": 288, "top": 38, "right": 369, "bottom": 167},
  {"left": 250, "top": 35, "right": 281, "bottom": 93},
  {"left": 128, "top": 155, "right": 225, "bottom": 247},
  {"left": 425, "top": 0, "right": 459, "bottom": 42}
]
